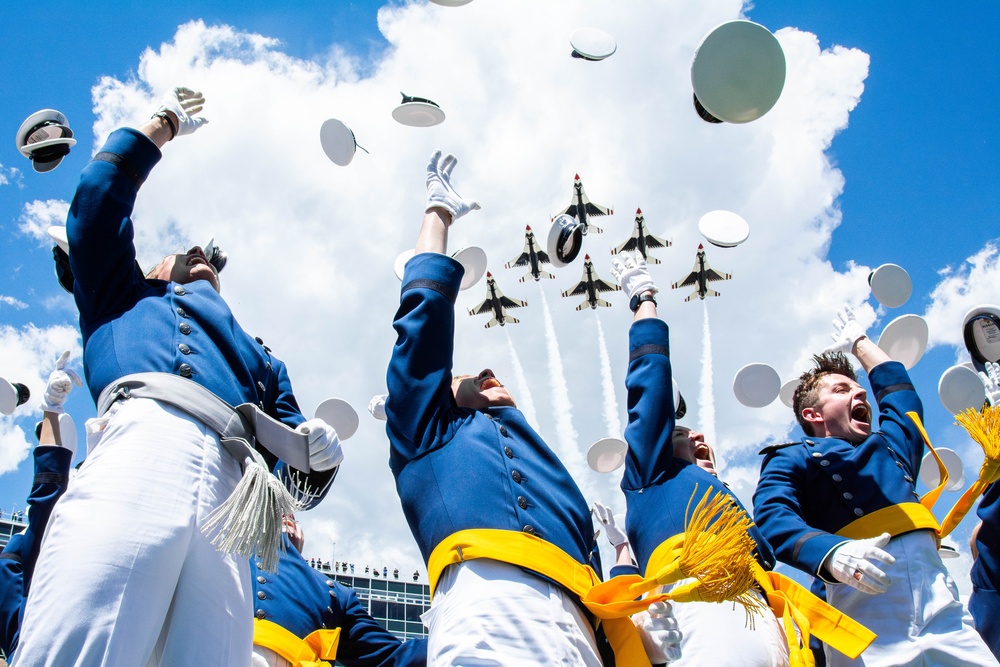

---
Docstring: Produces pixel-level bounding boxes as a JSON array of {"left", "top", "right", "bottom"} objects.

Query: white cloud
[
  {"left": 0, "top": 324, "right": 82, "bottom": 474},
  {"left": 18, "top": 199, "right": 71, "bottom": 243},
  {"left": 924, "top": 241, "right": 1000, "bottom": 354},
  {"left": 82, "top": 2, "right": 873, "bottom": 573},
  {"left": 0, "top": 295, "right": 28, "bottom": 310}
]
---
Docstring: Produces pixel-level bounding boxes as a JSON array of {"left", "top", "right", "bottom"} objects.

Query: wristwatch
[{"left": 629, "top": 293, "right": 657, "bottom": 312}]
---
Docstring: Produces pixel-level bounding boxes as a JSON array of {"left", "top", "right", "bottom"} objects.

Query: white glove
[
  {"left": 591, "top": 501, "right": 628, "bottom": 547},
  {"left": 633, "top": 601, "right": 682, "bottom": 664},
  {"left": 368, "top": 394, "right": 388, "bottom": 421},
  {"left": 295, "top": 418, "right": 344, "bottom": 472},
  {"left": 827, "top": 305, "right": 868, "bottom": 355},
  {"left": 611, "top": 251, "right": 658, "bottom": 300},
  {"left": 425, "top": 150, "right": 481, "bottom": 222},
  {"left": 979, "top": 361, "right": 1000, "bottom": 407},
  {"left": 41, "top": 350, "right": 83, "bottom": 414},
  {"left": 153, "top": 87, "right": 208, "bottom": 138},
  {"left": 824, "top": 532, "right": 895, "bottom": 594}
]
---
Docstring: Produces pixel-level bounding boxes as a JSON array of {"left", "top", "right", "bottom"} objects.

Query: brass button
[
  {"left": 179, "top": 323, "right": 191, "bottom": 335},
  {"left": 504, "top": 446, "right": 514, "bottom": 459},
  {"left": 178, "top": 363, "right": 193, "bottom": 378},
  {"left": 511, "top": 470, "right": 522, "bottom": 484},
  {"left": 517, "top": 496, "right": 528, "bottom": 509},
  {"left": 178, "top": 343, "right": 191, "bottom": 355},
  {"left": 173, "top": 285, "right": 186, "bottom": 295}
]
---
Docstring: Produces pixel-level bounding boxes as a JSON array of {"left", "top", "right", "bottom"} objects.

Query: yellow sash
[
  {"left": 836, "top": 411, "right": 999, "bottom": 541},
  {"left": 428, "top": 528, "right": 655, "bottom": 667},
  {"left": 253, "top": 619, "right": 341, "bottom": 667}
]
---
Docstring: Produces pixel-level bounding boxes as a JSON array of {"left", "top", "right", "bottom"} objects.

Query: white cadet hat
[
  {"left": 868, "top": 264, "right": 912, "bottom": 309},
  {"left": 570, "top": 27, "right": 617, "bottom": 61},
  {"left": 16, "top": 109, "right": 77, "bottom": 172},
  {"left": 392, "top": 93, "right": 445, "bottom": 127},
  {"left": 0, "top": 378, "right": 30, "bottom": 416},
  {"left": 314, "top": 398, "right": 359, "bottom": 441},
  {"left": 587, "top": 437, "right": 628, "bottom": 473},
  {"left": 919, "top": 447, "right": 965, "bottom": 492},
  {"left": 877, "top": 314, "right": 929, "bottom": 369},
  {"left": 938, "top": 364, "right": 987, "bottom": 415},
  {"left": 547, "top": 214, "right": 584, "bottom": 268},
  {"left": 698, "top": 210, "right": 750, "bottom": 248},
  {"left": 963, "top": 304, "right": 1000, "bottom": 369},
  {"left": 691, "top": 20, "right": 785, "bottom": 124},
  {"left": 320, "top": 118, "right": 368, "bottom": 166},
  {"left": 393, "top": 247, "right": 487, "bottom": 291},
  {"left": 733, "top": 362, "right": 781, "bottom": 408}
]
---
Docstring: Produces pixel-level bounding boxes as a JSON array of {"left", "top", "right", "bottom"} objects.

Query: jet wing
[
  {"left": 613, "top": 236, "right": 640, "bottom": 255},
  {"left": 504, "top": 250, "right": 531, "bottom": 269},
  {"left": 592, "top": 278, "right": 621, "bottom": 294},
  {"left": 704, "top": 268, "right": 732, "bottom": 283},
  {"left": 468, "top": 298, "right": 494, "bottom": 316},
  {"left": 561, "top": 280, "right": 589, "bottom": 297},
  {"left": 560, "top": 200, "right": 613, "bottom": 219},
  {"left": 643, "top": 232, "right": 670, "bottom": 250},
  {"left": 672, "top": 272, "right": 699, "bottom": 289},
  {"left": 498, "top": 295, "right": 527, "bottom": 310}
]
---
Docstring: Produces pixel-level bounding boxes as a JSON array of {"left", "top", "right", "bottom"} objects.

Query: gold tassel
[
  {"left": 956, "top": 405, "right": 1000, "bottom": 484},
  {"left": 668, "top": 488, "right": 769, "bottom": 620}
]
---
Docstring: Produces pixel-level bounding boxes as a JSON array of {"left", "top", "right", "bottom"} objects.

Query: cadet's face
[
  {"left": 154, "top": 246, "right": 220, "bottom": 292},
  {"left": 807, "top": 374, "right": 872, "bottom": 444},
  {"left": 672, "top": 428, "right": 717, "bottom": 476},
  {"left": 453, "top": 368, "right": 516, "bottom": 409}
]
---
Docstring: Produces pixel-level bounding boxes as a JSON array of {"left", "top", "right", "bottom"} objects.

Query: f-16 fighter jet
[
  {"left": 611, "top": 208, "right": 671, "bottom": 264},
  {"left": 672, "top": 244, "right": 731, "bottom": 301},
  {"left": 468, "top": 272, "right": 528, "bottom": 328},
  {"left": 504, "top": 225, "right": 555, "bottom": 282},
  {"left": 561, "top": 254, "right": 621, "bottom": 310},
  {"left": 556, "top": 174, "right": 612, "bottom": 235}
]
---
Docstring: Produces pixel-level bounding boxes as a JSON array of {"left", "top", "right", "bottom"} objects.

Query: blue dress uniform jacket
[
  {"left": 251, "top": 536, "right": 426, "bottom": 667},
  {"left": 0, "top": 445, "right": 73, "bottom": 657},
  {"left": 65, "top": 128, "right": 334, "bottom": 500},
  {"left": 621, "top": 318, "right": 775, "bottom": 574},
  {"left": 970, "top": 482, "right": 1000, "bottom": 658},
  {"left": 752, "top": 361, "right": 923, "bottom": 578},
  {"left": 385, "top": 252, "right": 600, "bottom": 572}
]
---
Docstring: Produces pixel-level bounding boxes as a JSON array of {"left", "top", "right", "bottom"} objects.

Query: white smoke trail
[
  {"left": 504, "top": 327, "right": 538, "bottom": 429},
  {"left": 699, "top": 300, "right": 717, "bottom": 445},
  {"left": 593, "top": 312, "right": 622, "bottom": 438},
  {"left": 537, "top": 287, "right": 592, "bottom": 493}
]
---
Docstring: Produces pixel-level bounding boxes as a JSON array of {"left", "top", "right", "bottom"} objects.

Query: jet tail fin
[
  {"left": 485, "top": 317, "right": 500, "bottom": 328},
  {"left": 595, "top": 298, "right": 612, "bottom": 308},
  {"left": 705, "top": 288, "right": 721, "bottom": 298}
]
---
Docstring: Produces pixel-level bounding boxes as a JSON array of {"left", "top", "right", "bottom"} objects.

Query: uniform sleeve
[
  {"left": 866, "top": 361, "right": 924, "bottom": 477},
  {"left": 0, "top": 445, "right": 73, "bottom": 655},
  {"left": 622, "top": 318, "right": 677, "bottom": 490},
  {"left": 330, "top": 583, "right": 428, "bottom": 667},
  {"left": 384, "top": 253, "right": 465, "bottom": 472},
  {"left": 753, "top": 449, "right": 846, "bottom": 579},
  {"left": 66, "top": 128, "right": 162, "bottom": 326}
]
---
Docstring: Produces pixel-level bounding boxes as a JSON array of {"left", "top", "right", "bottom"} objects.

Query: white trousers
[
  {"left": 825, "top": 530, "right": 998, "bottom": 667},
  {"left": 14, "top": 398, "right": 251, "bottom": 666},
  {"left": 666, "top": 584, "right": 789, "bottom": 667},
  {"left": 422, "top": 558, "right": 603, "bottom": 667}
]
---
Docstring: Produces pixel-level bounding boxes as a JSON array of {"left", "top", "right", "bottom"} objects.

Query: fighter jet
[
  {"left": 672, "top": 244, "right": 732, "bottom": 302},
  {"left": 504, "top": 225, "right": 556, "bottom": 282},
  {"left": 561, "top": 254, "right": 621, "bottom": 310},
  {"left": 612, "top": 208, "right": 671, "bottom": 264},
  {"left": 556, "top": 174, "right": 612, "bottom": 235},
  {"left": 468, "top": 273, "right": 528, "bottom": 328}
]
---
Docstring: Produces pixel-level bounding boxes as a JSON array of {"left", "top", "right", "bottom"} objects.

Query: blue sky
[{"left": 1, "top": 0, "right": 998, "bottom": 588}]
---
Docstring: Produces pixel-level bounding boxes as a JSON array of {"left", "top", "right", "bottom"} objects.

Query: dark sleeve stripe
[
  {"left": 792, "top": 530, "right": 825, "bottom": 562},
  {"left": 93, "top": 151, "right": 146, "bottom": 189},
  {"left": 33, "top": 472, "right": 69, "bottom": 486},
  {"left": 0, "top": 553, "right": 21, "bottom": 563},
  {"left": 876, "top": 382, "right": 915, "bottom": 403},
  {"left": 401, "top": 278, "right": 456, "bottom": 303},
  {"left": 629, "top": 343, "right": 669, "bottom": 363}
]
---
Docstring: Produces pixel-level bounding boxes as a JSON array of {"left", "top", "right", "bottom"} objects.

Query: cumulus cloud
[
  {"left": 924, "top": 241, "right": 1000, "bottom": 354},
  {"left": 0, "top": 324, "right": 82, "bottom": 474},
  {"left": 80, "top": 1, "right": 874, "bottom": 573},
  {"left": 18, "top": 199, "right": 71, "bottom": 243}
]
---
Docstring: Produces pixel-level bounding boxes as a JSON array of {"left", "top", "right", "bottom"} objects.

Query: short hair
[{"left": 791, "top": 352, "right": 857, "bottom": 436}]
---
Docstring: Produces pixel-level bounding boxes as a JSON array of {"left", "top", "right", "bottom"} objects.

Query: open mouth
[
  {"left": 480, "top": 378, "right": 501, "bottom": 390},
  {"left": 851, "top": 403, "right": 870, "bottom": 424}
]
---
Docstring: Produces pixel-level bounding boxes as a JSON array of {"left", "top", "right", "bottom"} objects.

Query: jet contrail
[
  {"left": 504, "top": 327, "right": 538, "bottom": 429},
  {"left": 538, "top": 286, "right": 592, "bottom": 493},
  {"left": 699, "top": 300, "right": 717, "bottom": 446},
  {"left": 593, "top": 312, "right": 622, "bottom": 438}
]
